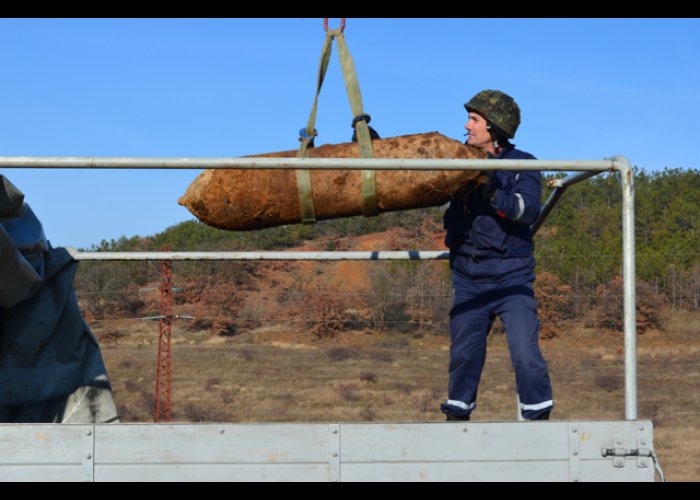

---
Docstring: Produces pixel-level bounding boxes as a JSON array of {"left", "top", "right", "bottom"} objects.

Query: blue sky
[{"left": 1, "top": 18, "right": 698, "bottom": 249}]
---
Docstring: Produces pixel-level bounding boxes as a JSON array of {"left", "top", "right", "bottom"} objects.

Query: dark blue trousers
[{"left": 440, "top": 254, "right": 553, "bottom": 420}]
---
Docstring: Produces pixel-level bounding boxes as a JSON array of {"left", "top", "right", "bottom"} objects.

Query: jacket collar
[{"left": 486, "top": 143, "right": 515, "bottom": 159}]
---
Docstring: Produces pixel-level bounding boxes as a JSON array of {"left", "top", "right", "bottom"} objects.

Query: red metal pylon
[{"left": 154, "top": 246, "right": 173, "bottom": 422}]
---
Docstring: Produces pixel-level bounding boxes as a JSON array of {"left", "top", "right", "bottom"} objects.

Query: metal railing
[
  {"left": 0, "top": 155, "right": 637, "bottom": 420},
  {"left": 65, "top": 250, "right": 451, "bottom": 261}
]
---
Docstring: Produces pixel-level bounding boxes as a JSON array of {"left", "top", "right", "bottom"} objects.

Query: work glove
[{"left": 483, "top": 171, "right": 500, "bottom": 202}]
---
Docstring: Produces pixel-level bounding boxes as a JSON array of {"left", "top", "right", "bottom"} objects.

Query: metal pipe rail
[
  {"left": 66, "top": 249, "right": 450, "bottom": 261},
  {"left": 1, "top": 155, "right": 636, "bottom": 420},
  {"left": 0, "top": 156, "right": 615, "bottom": 172},
  {"left": 531, "top": 170, "right": 602, "bottom": 235}
]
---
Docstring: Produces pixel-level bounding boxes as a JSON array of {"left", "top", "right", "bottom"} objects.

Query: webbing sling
[{"left": 296, "top": 19, "right": 378, "bottom": 224}]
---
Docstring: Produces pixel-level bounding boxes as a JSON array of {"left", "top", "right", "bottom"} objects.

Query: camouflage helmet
[{"left": 464, "top": 89, "right": 521, "bottom": 139}]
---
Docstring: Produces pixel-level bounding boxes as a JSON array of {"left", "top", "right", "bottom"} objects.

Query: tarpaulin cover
[{"left": 0, "top": 175, "right": 119, "bottom": 423}]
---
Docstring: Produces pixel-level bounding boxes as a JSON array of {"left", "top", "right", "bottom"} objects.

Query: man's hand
[{"left": 484, "top": 171, "right": 500, "bottom": 201}]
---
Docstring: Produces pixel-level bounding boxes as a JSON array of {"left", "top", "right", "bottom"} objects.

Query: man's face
[{"left": 465, "top": 112, "right": 492, "bottom": 151}]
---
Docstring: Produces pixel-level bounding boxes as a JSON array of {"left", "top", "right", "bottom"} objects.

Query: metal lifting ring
[{"left": 323, "top": 18, "right": 346, "bottom": 32}]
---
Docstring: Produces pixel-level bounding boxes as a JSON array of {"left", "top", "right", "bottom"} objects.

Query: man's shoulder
[{"left": 503, "top": 145, "right": 536, "bottom": 160}]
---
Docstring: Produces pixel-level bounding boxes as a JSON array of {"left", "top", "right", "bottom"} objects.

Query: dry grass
[{"left": 98, "top": 309, "right": 700, "bottom": 482}]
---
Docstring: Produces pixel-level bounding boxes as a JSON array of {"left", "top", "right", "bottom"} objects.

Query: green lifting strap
[
  {"left": 335, "top": 30, "right": 378, "bottom": 217},
  {"left": 295, "top": 29, "right": 335, "bottom": 224},
  {"left": 296, "top": 21, "right": 378, "bottom": 224}
]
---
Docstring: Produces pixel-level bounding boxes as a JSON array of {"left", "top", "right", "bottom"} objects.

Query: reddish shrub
[
  {"left": 594, "top": 275, "right": 667, "bottom": 334},
  {"left": 535, "top": 272, "right": 576, "bottom": 339}
]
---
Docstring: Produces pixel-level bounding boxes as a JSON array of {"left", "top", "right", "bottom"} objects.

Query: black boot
[{"left": 533, "top": 411, "right": 550, "bottom": 421}]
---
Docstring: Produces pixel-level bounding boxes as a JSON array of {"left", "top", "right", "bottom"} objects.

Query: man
[{"left": 440, "top": 89, "right": 553, "bottom": 421}]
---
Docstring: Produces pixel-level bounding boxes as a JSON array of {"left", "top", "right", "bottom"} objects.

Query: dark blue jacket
[{"left": 444, "top": 144, "right": 540, "bottom": 259}]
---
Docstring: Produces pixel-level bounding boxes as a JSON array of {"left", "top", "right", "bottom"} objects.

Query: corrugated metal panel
[
  {"left": 0, "top": 465, "right": 85, "bottom": 482},
  {"left": 94, "top": 424, "right": 329, "bottom": 464},
  {"left": 0, "top": 425, "right": 88, "bottom": 463},
  {"left": 340, "top": 422, "right": 570, "bottom": 462},
  {"left": 0, "top": 421, "right": 657, "bottom": 482},
  {"left": 94, "top": 464, "right": 330, "bottom": 482},
  {"left": 0, "top": 425, "right": 91, "bottom": 481},
  {"left": 341, "top": 461, "right": 569, "bottom": 482}
]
